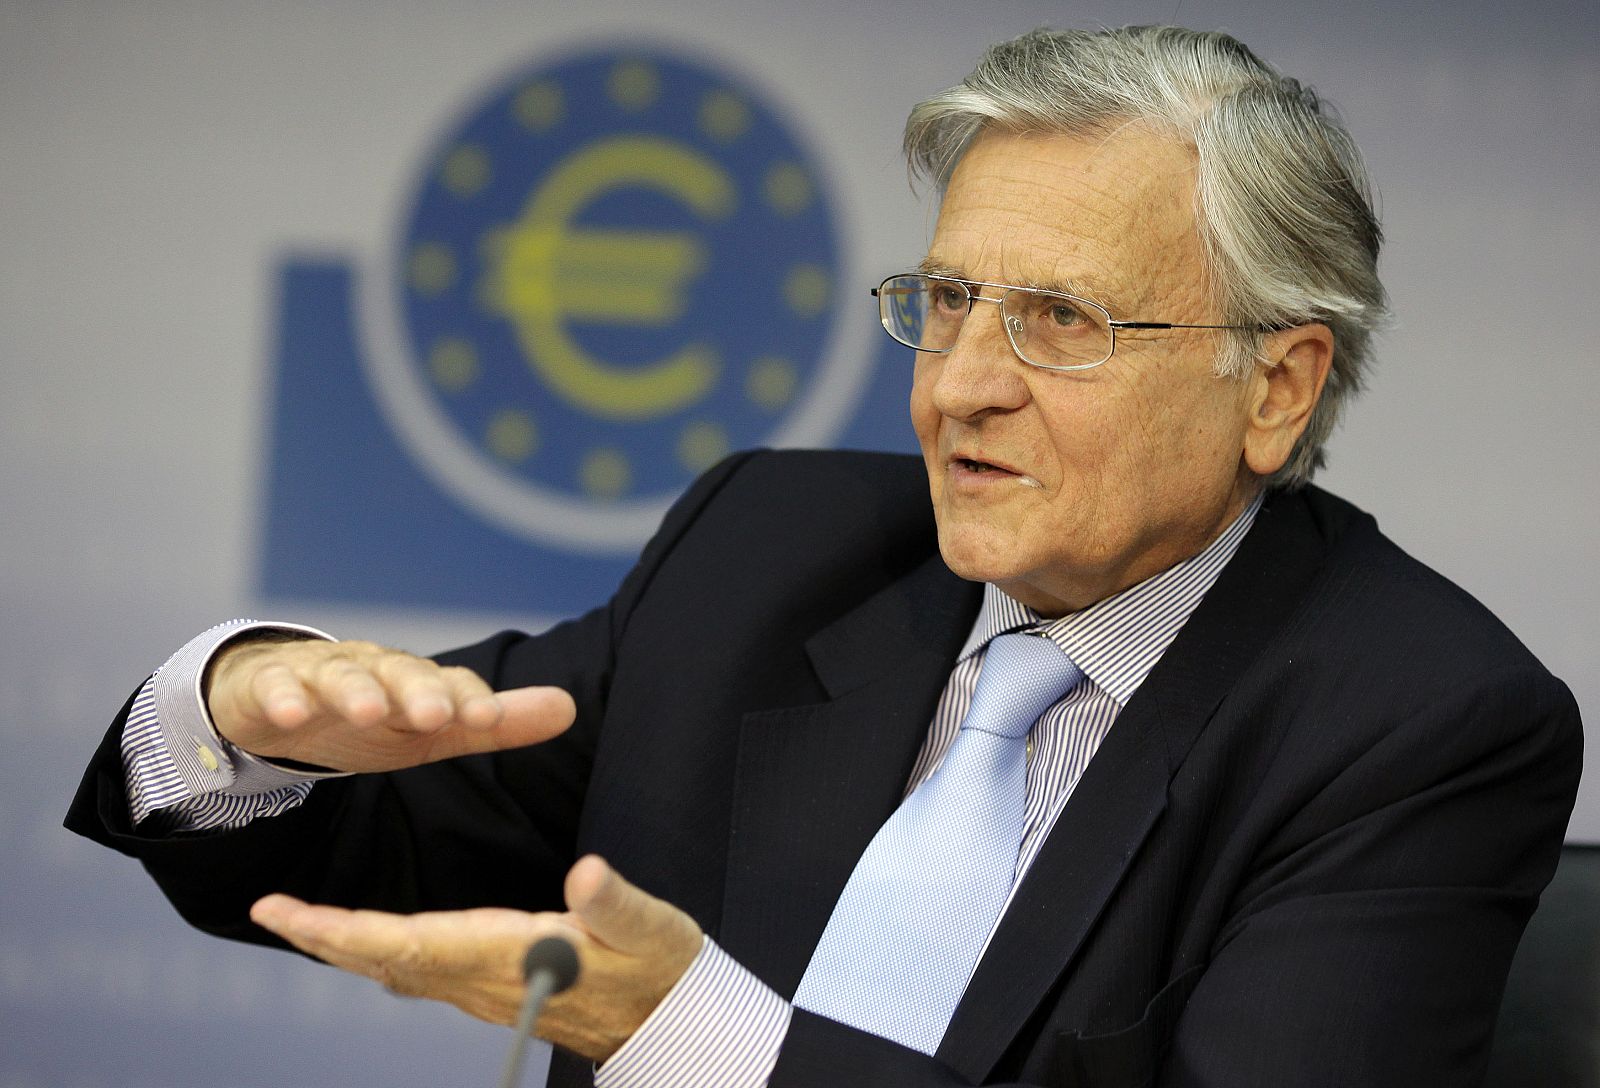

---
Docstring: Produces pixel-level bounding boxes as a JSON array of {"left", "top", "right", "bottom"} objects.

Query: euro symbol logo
[
  {"left": 482, "top": 135, "right": 736, "bottom": 421},
  {"left": 373, "top": 48, "right": 852, "bottom": 550}
]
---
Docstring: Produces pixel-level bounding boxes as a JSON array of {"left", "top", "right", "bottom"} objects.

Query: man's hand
[
  {"left": 249, "top": 856, "right": 704, "bottom": 1064},
  {"left": 206, "top": 637, "right": 576, "bottom": 773}
]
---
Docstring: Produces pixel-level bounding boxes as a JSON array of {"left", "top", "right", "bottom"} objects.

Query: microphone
[{"left": 497, "top": 935, "right": 582, "bottom": 1088}]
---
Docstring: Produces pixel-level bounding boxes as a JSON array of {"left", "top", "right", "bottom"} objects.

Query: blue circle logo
[{"left": 362, "top": 48, "right": 851, "bottom": 553}]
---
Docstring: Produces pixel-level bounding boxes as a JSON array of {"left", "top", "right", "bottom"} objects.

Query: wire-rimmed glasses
[{"left": 872, "top": 273, "right": 1261, "bottom": 372}]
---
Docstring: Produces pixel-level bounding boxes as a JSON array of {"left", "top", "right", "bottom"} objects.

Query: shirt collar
[{"left": 957, "top": 493, "right": 1264, "bottom": 707}]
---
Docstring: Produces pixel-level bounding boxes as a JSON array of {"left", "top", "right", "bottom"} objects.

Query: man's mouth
[
  {"left": 950, "top": 456, "right": 1044, "bottom": 489},
  {"left": 957, "top": 457, "right": 1009, "bottom": 473}
]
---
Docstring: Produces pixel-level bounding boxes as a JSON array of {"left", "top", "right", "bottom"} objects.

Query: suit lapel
[
  {"left": 939, "top": 490, "right": 1333, "bottom": 1080},
  {"left": 718, "top": 551, "right": 982, "bottom": 997}
]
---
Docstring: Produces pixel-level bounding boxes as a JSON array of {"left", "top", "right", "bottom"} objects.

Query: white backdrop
[{"left": 2, "top": 1, "right": 1595, "bottom": 1085}]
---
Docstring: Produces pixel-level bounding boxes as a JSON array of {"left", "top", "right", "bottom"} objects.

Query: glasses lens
[
  {"left": 1002, "top": 291, "right": 1113, "bottom": 369},
  {"left": 879, "top": 275, "right": 966, "bottom": 351}
]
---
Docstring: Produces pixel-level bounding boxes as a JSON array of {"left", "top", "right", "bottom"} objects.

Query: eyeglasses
[{"left": 872, "top": 273, "right": 1263, "bottom": 371}]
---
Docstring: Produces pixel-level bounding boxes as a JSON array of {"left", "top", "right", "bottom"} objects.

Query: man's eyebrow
[{"left": 915, "top": 258, "right": 1128, "bottom": 314}]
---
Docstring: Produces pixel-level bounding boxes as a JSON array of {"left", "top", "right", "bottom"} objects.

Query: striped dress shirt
[{"left": 121, "top": 495, "right": 1261, "bottom": 1087}]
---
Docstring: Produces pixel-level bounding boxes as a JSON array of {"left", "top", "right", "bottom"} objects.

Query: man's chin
[
  {"left": 934, "top": 526, "right": 1021, "bottom": 587},
  {"left": 934, "top": 526, "right": 1101, "bottom": 616}
]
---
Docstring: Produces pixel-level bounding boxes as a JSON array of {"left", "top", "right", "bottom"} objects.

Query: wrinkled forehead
[{"left": 927, "top": 127, "right": 1209, "bottom": 319}]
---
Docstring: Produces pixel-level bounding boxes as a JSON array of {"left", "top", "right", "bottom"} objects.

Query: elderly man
[{"left": 69, "top": 26, "right": 1579, "bottom": 1088}]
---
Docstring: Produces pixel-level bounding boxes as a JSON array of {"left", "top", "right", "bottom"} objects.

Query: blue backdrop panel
[{"left": 260, "top": 259, "right": 917, "bottom": 615}]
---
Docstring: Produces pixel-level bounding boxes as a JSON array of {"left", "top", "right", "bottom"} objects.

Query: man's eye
[
  {"left": 1047, "top": 301, "right": 1085, "bottom": 327},
  {"left": 930, "top": 284, "right": 967, "bottom": 312}
]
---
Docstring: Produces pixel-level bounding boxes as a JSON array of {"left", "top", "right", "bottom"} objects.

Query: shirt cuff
[
  {"left": 149, "top": 618, "right": 345, "bottom": 796},
  {"left": 595, "top": 937, "right": 792, "bottom": 1088}
]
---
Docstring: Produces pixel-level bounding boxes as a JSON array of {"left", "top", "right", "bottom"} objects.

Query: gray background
[{"left": 2, "top": 1, "right": 1595, "bottom": 1084}]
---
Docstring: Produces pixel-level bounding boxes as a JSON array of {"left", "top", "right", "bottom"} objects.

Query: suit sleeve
[{"left": 62, "top": 450, "right": 763, "bottom": 946}]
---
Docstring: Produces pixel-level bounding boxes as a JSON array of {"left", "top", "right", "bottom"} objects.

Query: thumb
[
  {"left": 455, "top": 686, "right": 576, "bottom": 758},
  {"left": 564, "top": 855, "right": 698, "bottom": 957}
]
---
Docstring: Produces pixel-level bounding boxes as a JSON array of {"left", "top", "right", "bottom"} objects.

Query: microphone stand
[{"left": 498, "top": 937, "right": 581, "bottom": 1088}]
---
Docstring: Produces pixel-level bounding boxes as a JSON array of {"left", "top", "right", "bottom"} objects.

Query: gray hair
[{"left": 904, "top": 26, "right": 1388, "bottom": 487}]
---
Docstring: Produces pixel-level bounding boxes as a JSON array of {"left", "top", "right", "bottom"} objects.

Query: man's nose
[{"left": 926, "top": 296, "right": 1031, "bottom": 420}]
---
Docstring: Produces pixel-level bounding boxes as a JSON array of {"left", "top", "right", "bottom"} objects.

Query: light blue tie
[{"left": 793, "top": 632, "right": 1084, "bottom": 1055}]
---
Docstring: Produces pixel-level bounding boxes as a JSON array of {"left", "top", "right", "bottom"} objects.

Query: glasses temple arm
[{"left": 1109, "top": 321, "right": 1263, "bottom": 331}]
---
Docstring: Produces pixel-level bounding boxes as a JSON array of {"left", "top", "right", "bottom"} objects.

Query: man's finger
[
  {"left": 470, "top": 686, "right": 577, "bottom": 754},
  {"left": 250, "top": 895, "right": 352, "bottom": 964},
  {"left": 319, "top": 662, "right": 390, "bottom": 726},
  {"left": 372, "top": 656, "right": 460, "bottom": 733},
  {"left": 251, "top": 895, "right": 425, "bottom": 981},
  {"left": 251, "top": 664, "right": 314, "bottom": 729},
  {"left": 440, "top": 665, "right": 502, "bottom": 730},
  {"left": 251, "top": 897, "right": 563, "bottom": 993},
  {"left": 254, "top": 895, "right": 390, "bottom": 953},
  {"left": 562, "top": 855, "right": 698, "bottom": 959}
]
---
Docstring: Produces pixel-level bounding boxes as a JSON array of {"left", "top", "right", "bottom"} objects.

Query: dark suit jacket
[{"left": 68, "top": 449, "right": 1583, "bottom": 1088}]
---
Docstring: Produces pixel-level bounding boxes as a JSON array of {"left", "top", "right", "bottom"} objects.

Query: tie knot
[{"left": 963, "top": 633, "right": 1083, "bottom": 740}]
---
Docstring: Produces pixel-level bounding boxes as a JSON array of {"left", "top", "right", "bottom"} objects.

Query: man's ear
[{"left": 1242, "top": 323, "right": 1334, "bottom": 477}]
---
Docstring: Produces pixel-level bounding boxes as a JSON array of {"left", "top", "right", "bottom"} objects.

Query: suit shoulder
[
  {"left": 1241, "top": 489, "right": 1581, "bottom": 834},
  {"left": 718, "top": 448, "right": 928, "bottom": 499},
  {"left": 636, "top": 447, "right": 938, "bottom": 589},
  {"left": 687, "top": 448, "right": 932, "bottom": 536},
  {"left": 1285, "top": 486, "right": 1569, "bottom": 696}
]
